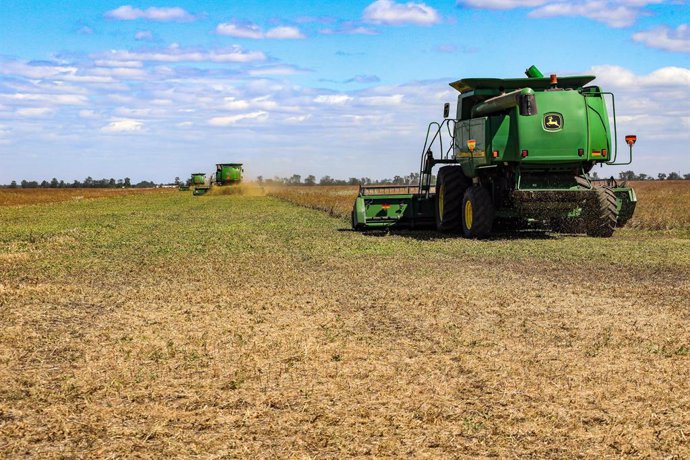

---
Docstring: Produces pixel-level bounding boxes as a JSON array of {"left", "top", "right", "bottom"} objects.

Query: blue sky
[{"left": 1, "top": 0, "right": 689, "bottom": 183}]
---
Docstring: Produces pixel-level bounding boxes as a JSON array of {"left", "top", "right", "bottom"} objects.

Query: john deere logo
[{"left": 543, "top": 113, "right": 563, "bottom": 131}]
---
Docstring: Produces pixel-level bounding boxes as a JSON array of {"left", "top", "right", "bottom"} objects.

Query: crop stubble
[{"left": 0, "top": 190, "right": 689, "bottom": 458}]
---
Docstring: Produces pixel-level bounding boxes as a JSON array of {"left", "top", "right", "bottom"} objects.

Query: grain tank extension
[
  {"left": 352, "top": 65, "right": 637, "bottom": 237},
  {"left": 215, "top": 163, "right": 243, "bottom": 186}
]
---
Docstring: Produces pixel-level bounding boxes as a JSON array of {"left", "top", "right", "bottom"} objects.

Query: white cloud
[
  {"left": 105, "top": 5, "right": 196, "bottom": 22},
  {"left": 359, "top": 94, "right": 405, "bottom": 105},
  {"left": 216, "top": 22, "right": 305, "bottom": 39},
  {"left": 224, "top": 98, "right": 251, "bottom": 110},
  {"left": 135, "top": 30, "right": 154, "bottom": 41},
  {"left": 90, "top": 67, "right": 148, "bottom": 79},
  {"left": 100, "top": 45, "right": 266, "bottom": 63},
  {"left": 208, "top": 111, "right": 268, "bottom": 126},
  {"left": 457, "top": 0, "right": 663, "bottom": 27},
  {"left": 79, "top": 110, "right": 98, "bottom": 119},
  {"left": 16, "top": 107, "right": 55, "bottom": 117},
  {"left": 590, "top": 65, "right": 690, "bottom": 88},
  {"left": 247, "top": 65, "right": 305, "bottom": 76},
  {"left": 3, "top": 93, "right": 87, "bottom": 105},
  {"left": 216, "top": 22, "right": 264, "bottom": 39},
  {"left": 285, "top": 114, "right": 312, "bottom": 123},
  {"left": 265, "top": 26, "right": 305, "bottom": 39},
  {"left": 0, "top": 61, "right": 78, "bottom": 79},
  {"left": 101, "top": 119, "right": 144, "bottom": 133},
  {"left": 633, "top": 24, "right": 690, "bottom": 53},
  {"left": 363, "top": 0, "right": 441, "bottom": 26},
  {"left": 458, "top": 0, "right": 546, "bottom": 8},
  {"left": 319, "top": 22, "right": 379, "bottom": 35},
  {"left": 314, "top": 95, "right": 353, "bottom": 105},
  {"left": 94, "top": 59, "right": 143, "bottom": 68}
]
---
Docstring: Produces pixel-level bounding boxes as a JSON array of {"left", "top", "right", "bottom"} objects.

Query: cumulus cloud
[
  {"left": 457, "top": 0, "right": 662, "bottom": 27},
  {"left": 314, "top": 95, "right": 353, "bottom": 105},
  {"left": 633, "top": 24, "right": 690, "bottom": 53},
  {"left": 2, "top": 93, "right": 87, "bottom": 105},
  {"left": 135, "top": 30, "right": 154, "bottom": 41},
  {"left": 363, "top": 0, "right": 441, "bottom": 26},
  {"left": 216, "top": 22, "right": 305, "bottom": 39},
  {"left": 101, "top": 119, "right": 144, "bottom": 133},
  {"left": 105, "top": 5, "right": 197, "bottom": 22},
  {"left": 344, "top": 75, "right": 381, "bottom": 84},
  {"left": 265, "top": 26, "right": 305, "bottom": 39},
  {"left": 99, "top": 45, "right": 266, "bottom": 63},
  {"left": 358, "top": 94, "right": 405, "bottom": 105},
  {"left": 591, "top": 65, "right": 690, "bottom": 88},
  {"left": 319, "top": 22, "right": 379, "bottom": 35},
  {"left": 216, "top": 22, "right": 263, "bottom": 39},
  {"left": 458, "top": 0, "right": 547, "bottom": 9},
  {"left": 208, "top": 111, "right": 268, "bottom": 126},
  {"left": 16, "top": 107, "right": 55, "bottom": 117}
]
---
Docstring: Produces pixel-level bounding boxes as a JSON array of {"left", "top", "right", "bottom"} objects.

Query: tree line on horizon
[
  {"left": 1, "top": 177, "right": 158, "bottom": 189},
  {"left": 617, "top": 171, "right": 690, "bottom": 181},
  {"left": 2, "top": 170, "right": 688, "bottom": 189},
  {"left": 256, "top": 170, "right": 690, "bottom": 186},
  {"left": 257, "top": 172, "right": 426, "bottom": 186}
]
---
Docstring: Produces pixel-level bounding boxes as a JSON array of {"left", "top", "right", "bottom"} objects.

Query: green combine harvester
[
  {"left": 352, "top": 65, "right": 637, "bottom": 237},
  {"left": 214, "top": 163, "right": 243, "bottom": 186},
  {"left": 191, "top": 172, "right": 209, "bottom": 196}
]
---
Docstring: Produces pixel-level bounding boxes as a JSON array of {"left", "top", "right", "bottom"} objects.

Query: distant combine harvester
[{"left": 189, "top": 163, "right": 244, "bottom": 196}]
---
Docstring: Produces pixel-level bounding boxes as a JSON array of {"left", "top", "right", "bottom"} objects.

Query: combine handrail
[
  {"left": 418, "top": 118, "right": 457, "bottom": 195},
  {"left": 583, "top": 91, "right": 622, "bottom": 165}
]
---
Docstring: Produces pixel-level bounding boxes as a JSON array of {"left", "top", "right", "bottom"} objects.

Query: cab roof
[{"left": 450, "top": 76, "right": 596, "bottom": 93}]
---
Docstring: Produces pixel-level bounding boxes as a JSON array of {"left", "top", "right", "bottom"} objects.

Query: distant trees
[
  {"left": 1, "top": 176, "right": 160, "bottom": 188},
  {"left": 618, "top": 170, "right": 689, "bottom": 181},
  {"left": 259, "top": 172, "right": 426, "bottom": 186}
]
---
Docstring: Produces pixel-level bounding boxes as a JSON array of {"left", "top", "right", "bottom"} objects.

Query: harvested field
[
  {"left": 1, "top": 190, "right": 689, "bottom": 458},
  {"left": 0, "top": 187, "right": 171, "bottom": 207}
]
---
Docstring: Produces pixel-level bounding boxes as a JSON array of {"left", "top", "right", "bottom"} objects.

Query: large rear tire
[
  {"left": 586, "top": 186, "right": 618, "bottom": 237},
  {"left": 435, "top": 167, "right": 470, "bottom": 232},
  {"left": 462, "top": 186, "right": 495, "bottom": 238},
  {"left": 351, "top": 208, "right": 364, "bottom": 231}
]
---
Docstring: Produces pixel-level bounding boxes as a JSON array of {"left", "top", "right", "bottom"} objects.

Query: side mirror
[{"left": 443, "top": 103, "right": 450, "bottom": 118}]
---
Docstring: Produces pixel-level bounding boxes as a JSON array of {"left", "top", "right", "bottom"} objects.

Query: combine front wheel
[
  {"left": 462, "top": 186, "right": 495, "bottom": 238},
  {"left": 435, "top": 167, "right": 470, "bottom": 232},
  {"left": 586, "top": 187, "right": 618, "bottom": 237}
]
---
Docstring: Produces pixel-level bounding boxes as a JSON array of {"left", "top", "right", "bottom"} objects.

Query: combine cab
[
  {"left": 191, "top": 172, "right": 209, "bottom": 196},
  {"left": 352, "top": 65, "right": 637, "bottom": 237}
]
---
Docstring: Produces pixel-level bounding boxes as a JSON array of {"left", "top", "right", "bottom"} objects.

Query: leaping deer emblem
[{"left": 545, "top": 115, "right": 561, "bottom": 128}]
